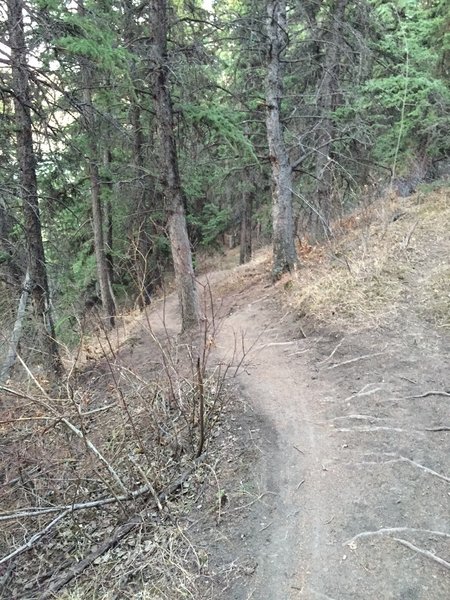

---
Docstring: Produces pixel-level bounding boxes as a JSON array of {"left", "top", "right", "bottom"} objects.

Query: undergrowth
[
  {"left": 0, "top": 291, "right": 243, "bottom": 599},
  {"left": 285, "top": 185, "right": 450, "bottom": 331}
]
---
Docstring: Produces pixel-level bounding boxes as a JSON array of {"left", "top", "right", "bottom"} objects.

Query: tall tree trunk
[
  {"left": 239, "top": 190, "right": 253, "bottom": 265},
  {"left": 265, "top": 0, "right": 298, "bottom": 280},
  {"left": 0, "top": 270, "right": 30, "bottom": 383},
  {"left": 149, "top": 0, "right": 200, "bottom": 331},
  {"left": 313, "top": 0, "right": 348, "bottom": 237},
  {"left": 78, "top": 1, "right": 116, "bottom": 327},
  {"left": 103, "top": 149, "right": 114, "bottom": 285},
  {"left": 8, "top": 0, "right": 62, "bottom": 376}
]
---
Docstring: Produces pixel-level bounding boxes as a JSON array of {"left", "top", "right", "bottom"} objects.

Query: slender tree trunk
[
  {"left": 239, "top": 190, "right": 253, "bottom": 265},
  {"left": 103, "top": 149, "right": 114, "bottom": 285},
  {"left": 130, "top": 100, "right": 162, "bottom": 307},
  {"left": 8, "top": 0, "right": 62, "bottom": 376},
  {"left": 78, "top": 1, "right": 116, "bottom": 327},
  {"left": 313, "top": 0, "right": 348, "bottom": 237},
  {"left": 0, "top": 270, "right": 30, "bottom": 383},
  {"left": 149, "top": 0, "right": 200, "bottom": 331},
  {"left": 265, "top": 0, "right": 298, "bottom": 279}
]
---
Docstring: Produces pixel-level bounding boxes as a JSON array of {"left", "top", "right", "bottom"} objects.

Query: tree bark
[
  {"left": 103, "top": 149, "right": 114, "bottom": 286},
  {"left": 0, "top": 270, "right": 30, "bottom": 383},
  {"left": 8, "top": 0, "right": 62, "bottom": 376},
  {"left": 78, "top": 1, "right": 116, "bottom": 327},
  {"left": 239, "top": 190, "right": 253, "bottom": 265},
  {"left": 149, "top": 0, "right": 200, "bottom": 331},
  {"left": 265, "top": 0, "right": 298, "bottom": 279}
]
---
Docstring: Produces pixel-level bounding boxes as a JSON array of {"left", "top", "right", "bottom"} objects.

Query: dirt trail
[{"left": 214, "top": 285, "right": 450, "bottom": 600}]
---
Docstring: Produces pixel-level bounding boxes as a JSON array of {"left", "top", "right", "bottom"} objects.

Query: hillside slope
[{"left": 1, "top": 185, "right": 449, "bottom": 599}]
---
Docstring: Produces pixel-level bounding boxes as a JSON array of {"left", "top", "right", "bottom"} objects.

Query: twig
[
  {"left": 344, "top": 527, "right": 450, "bottom": 546},
  {"left": 317, "top": 338, "right": 344, "bottom": 365},
  {"left": 342, "top": 384, "right": 382, "bottom": 403},
  {"left": 196, "top": 356, "right": 205, "bottom": 458},
  {"left": 424, "top": 426, "right": 450, "bottom": 432},
  {"left": 0, "top": 416, "right": 58, "bottom": 425},
  {"left": 40, "top": 516, "right": 142, "bottom": 599},
  {"left": 0, "top": 456, "right": 206, "bottom": 522},
  {"left": 128, "top": 454, "right": 163, "bottom": 512},
  {"left": 0, "top": 510, "right": 70, "bottom": 566},
  {"left": 1, "top": 381, "right": 129, "bottom": 496},
  {"left": 342, "top": 454, "right": 450, "bottom": 484},
  {"left": 293, "top": 445, "right": 304, "bottom": 455},
  {"left": 394, "top": 538, "right": 450, "bottom": 571},
  {"left": 405, "top": 390, "right": 450, "bottom": 399},
  {"left": 81, "top": 403, "right": 117, "bottom": 416},
  {"left": 398, "top": 455, "right": 450, "bottom": 484},
  {"left": 0, "top": 455, "right": 206, "bottom": 578},
  {"left": 402, "top": 220, "right": 418, "bottom": 249},
  {"left": 327, "top": 351, "right": 385, "bottom": 370},
  {"left": 335, "top": 426, "right": 423, "bottom": 435}
]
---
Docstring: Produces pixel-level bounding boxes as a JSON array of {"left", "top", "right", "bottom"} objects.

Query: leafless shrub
[{"left": 0, "top": 286, "right": 244, "bottom": 598}]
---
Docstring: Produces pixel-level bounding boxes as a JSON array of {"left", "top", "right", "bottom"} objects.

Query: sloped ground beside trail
[{"left": 216, "top": 289, "right": 450, "bottom": 600}]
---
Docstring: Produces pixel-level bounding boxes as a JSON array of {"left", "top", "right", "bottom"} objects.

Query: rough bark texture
[
  {"left": 87, "top": 143, "right": 116, "bottom": 327},
  {"left": 265, "top": 0, "right": 298, "bottom": 279},
  {"left": 149, "top": 0, "right": 200, "bottom": 331},
  {"left": 8, "top": 0, "right": 62, "bottom": 376}
]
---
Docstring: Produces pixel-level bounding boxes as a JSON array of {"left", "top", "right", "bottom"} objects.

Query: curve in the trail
[{"left": 217, "top": 295, "right": 450, "bottom": 600}]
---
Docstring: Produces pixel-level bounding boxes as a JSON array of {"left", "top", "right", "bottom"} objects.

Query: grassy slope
[{"left": 285, "top": 184, "right": 450, "bottom": 332}]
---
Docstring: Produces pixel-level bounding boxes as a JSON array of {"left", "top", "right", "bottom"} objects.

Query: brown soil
[
  {"left": 2, "top": 190, "right": 450, "bottom": 599},
  {"left": 212, "top": 281, "right": 450, "bottom": 599}
]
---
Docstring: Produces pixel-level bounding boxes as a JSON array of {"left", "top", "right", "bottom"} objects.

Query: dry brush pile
[{"left": 0, "top": 303, "right": 242, "bottom": 599}]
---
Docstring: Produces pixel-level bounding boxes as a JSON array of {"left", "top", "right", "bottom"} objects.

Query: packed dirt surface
[
  {"left": 2, "top": 192, "right": 450, "bottom": 599},
  {"left": 207, "top": 271, "right": 450, "bottom": 599}
]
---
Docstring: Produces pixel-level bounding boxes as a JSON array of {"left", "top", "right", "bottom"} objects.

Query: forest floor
[
  {"left": 1, "top": 185, "right": 450, "bottom": 599},
  {"left": 193, "top": 185, "right": 450, "bottom": 599}
]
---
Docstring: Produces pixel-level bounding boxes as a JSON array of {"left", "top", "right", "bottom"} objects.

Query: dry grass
[
  {"left": 285, "top": 185, "right": 450, "bottom": 331},
  {"left": 0, "top": 301, "right": 240, "bottom": 599}
]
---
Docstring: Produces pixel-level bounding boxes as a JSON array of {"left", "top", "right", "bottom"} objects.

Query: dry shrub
[{"left": 0, "top": 292, "right": 240, "bottom": 599}]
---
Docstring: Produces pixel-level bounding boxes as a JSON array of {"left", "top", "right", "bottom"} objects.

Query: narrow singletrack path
[{"left": 215, "top": 288, "right": 450, "bottom": 600}]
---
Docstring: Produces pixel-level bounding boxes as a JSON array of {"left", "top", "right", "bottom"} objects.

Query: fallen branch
[
  {"left": 342, "top": 453, "right": 450, "bottom": 484},
  {"left": 405, "top": 390, "right": 450, "bottom": 399},
  {"left": 0, "top": 510, "right": 70, "bottom": 567},
  {"left": 40, "top": 515, "right": 142, "bottom": 599},
  {"left": 38, "top": 457, "right": 206, "bottom": 597},
  {"left": 394, "top": 538, "right": 450, "bottom": 571},
  {"left": 424, "top": 426, "right": 450, "bottom": 432},
  {"left": 0, "top": 456, "right": 205, "bottom": 574},
  {"left": 342, "top": 384, "right": 382, "bottom": 403},
  {"left": 399, "top": 455, "right": 450, "bottom": 484},
  {"left": 317, "top": 338, "right": 344, "bottom": 365},
  {"left": 344, "top": 527, "right": 450, "bottom": 546},
  {"left": 1, "top": 380, "right": 128, "bottom": 496},
  {"left": 0, "top": 455, "right": 205, "bottom": 522},
  {"left": 335, "top": 426, "right": 422, "bottom": 435},
  {"left": 327, "top": 351, "right": 385, "bottom": 370}
]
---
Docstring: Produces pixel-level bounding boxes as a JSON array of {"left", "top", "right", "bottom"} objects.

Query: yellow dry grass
[{"left": 285, "top": 184, "right": 450, "bottom": 331}]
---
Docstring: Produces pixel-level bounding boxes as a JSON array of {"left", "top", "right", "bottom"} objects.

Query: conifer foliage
[{"left": 0, "top": 0, "right": 448, "bottom": 373}]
